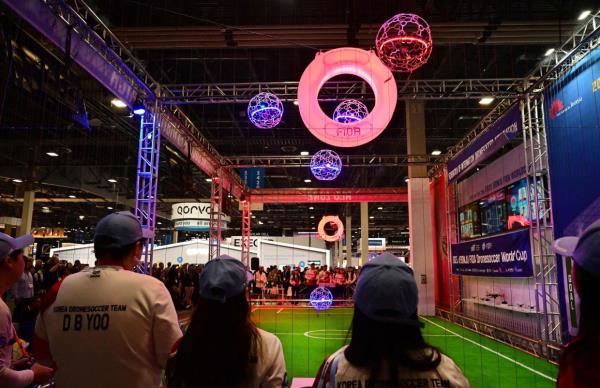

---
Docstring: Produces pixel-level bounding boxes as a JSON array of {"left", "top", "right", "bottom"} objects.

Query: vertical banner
[
  {"left": 544, "top": 45, "right": 600, "bottom": 336},
  {"left": 430, "top": 173, "right": 451, "bottom": 309},
  {"left": 239, "top": 168, "right": 266, "bottom": 189}
]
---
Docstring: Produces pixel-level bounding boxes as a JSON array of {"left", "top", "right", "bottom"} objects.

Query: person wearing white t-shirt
[
  {"left": 313, "top": 253, "right": 470, "bottom": 388},
  {"left": 0, "top": 232, "right": 54, "bottom": 387},
  {"left": 166, "top": 255, "right": 288, "bottom": 388},
  {"left": 33, "top": 211, "right": 182, "bottom": 388}
]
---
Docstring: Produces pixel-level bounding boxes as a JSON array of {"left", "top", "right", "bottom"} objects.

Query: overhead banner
[
  {"left": 544, "top": 45, "right": 600, "bottom": 336},
  {"left": 448, "top": 105, "right": 522, "bottom": 183},
  {"left": 451, "top": 229, "right": 533, "bottom": 277},
  {"left": 239, "top": 168, "right": 265, "bottom": 189}
]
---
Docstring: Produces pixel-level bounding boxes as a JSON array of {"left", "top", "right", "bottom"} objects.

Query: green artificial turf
[{"left": 251, "top": 306, "right": 558, "bottom": 388}]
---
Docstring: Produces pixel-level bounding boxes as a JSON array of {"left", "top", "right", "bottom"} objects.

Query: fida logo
[{"left": 549, "top": 99, "right": 564, "bottom": 119}]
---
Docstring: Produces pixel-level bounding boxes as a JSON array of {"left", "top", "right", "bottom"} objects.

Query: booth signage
[
  {"left": 451, "top": 229, "right": 533, "bottom": 277},
  {"left": 448, "top": 106, "right": 521, "bottom": 183},
  {"left": 239, "top": 168, "right": 265, "bottom": 189},
  {"left": 171, "top": 203, "right": 211, "bottom": 221},
  {"left": 174, "top": 220, "right": 228, "bottom": 231}
]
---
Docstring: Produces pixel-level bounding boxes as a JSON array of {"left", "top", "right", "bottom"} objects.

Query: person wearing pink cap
[
  {"left": 0, "top": 232, "right": 54, "bottom": 387},
  {"left": 553, "top": 220, "right": 600, "bottom": 387}
]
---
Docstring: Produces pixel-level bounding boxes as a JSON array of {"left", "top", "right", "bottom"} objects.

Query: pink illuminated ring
[
  {"left": 297, "top": 47, "right": 397, "bottom": 147},
  {"left": 317, "top": 216, "right": 344, "bottom": 242}
]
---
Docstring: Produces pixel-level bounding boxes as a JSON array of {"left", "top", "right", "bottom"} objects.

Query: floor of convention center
[{"left": 178, "top": 305, "right": 557, "bottom": 387}]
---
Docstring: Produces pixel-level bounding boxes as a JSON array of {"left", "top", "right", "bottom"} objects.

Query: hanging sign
[
  {"left": 239, "top": 168, "right": 265, "bottom": 189},
  {"left": 298, "top": 47, "right": 397, "bottom": 147}
]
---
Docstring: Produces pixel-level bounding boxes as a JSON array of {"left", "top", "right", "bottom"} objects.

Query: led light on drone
[
  {"left": 310, "top": 287, "right": 333, "bottom": 311},
  {"left": 333, "top": 99, "right": 369, "bottom": 123},
  {"left": 310, "top": 150, "right": 342, "bottom": 181},
  {"left": 375, "top": 13, "right": 432, "bottom": 72},
  {"left": 247, "top": 92, "right": 284, "bottom": 129}
]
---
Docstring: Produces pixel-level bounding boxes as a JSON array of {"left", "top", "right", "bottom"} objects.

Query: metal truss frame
[
  {"left": 159, "top": 78, "right": 523, "bottom": 105},
  {"left": 240, "top": 198, "right": 251, "bottom": 268},
  {"left": 223, "top": 154, "right": 433, "bottom": 169},
  {"left": 209, "top": 175, "right": 223, "bottom": 259},
  {"left": 134, "top": 104, "right": 160, "bottom": 274}
]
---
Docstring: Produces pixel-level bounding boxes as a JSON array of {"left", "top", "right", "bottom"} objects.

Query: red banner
[
  {"left": 249, "top": 188, "right": 408, "bottom": 204},
  {"left": 430, "top": 174, "right": 452, "bottom": 309}
]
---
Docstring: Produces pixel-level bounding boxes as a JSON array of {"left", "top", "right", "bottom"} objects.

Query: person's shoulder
[{"left": 257, "top": 328, "right": 281, "bottom": 345}]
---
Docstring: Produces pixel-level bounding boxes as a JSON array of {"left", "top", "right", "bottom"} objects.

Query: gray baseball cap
[
  {"left": 198, "top": 255, "right": 247, "bottom": 303},
  {"left": 354, "top": 252, "right": 419, "bottom": 325},
  {"left": 0, "top": 232, "right": 34, "bottom": 264},
  {"left": 553, "top": 219, "right": 600, "bottom": 278},
  {"left": 94, "top": 211, "right": 153, "bottom": 249}
]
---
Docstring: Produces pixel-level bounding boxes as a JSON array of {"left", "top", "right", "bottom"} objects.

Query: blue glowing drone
[
  {"left": 333, "top": 99, "right": 369, "bottom": 123},
  {"left": 310, "top": 149, "right": 342, "bottom": 181},
  {"left": 247, "top": 92, "right": 284, "bottom": 129},
  {"left": 310, "top": 287, "right": 333, "bottom": 311}
]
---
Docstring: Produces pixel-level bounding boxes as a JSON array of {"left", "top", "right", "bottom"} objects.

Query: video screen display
[
  {"left": 459, "top": 202, "right": 482, "bottom": 240},
  {"left": 480, "top": 191, "right": 507, "bottom": 235},
  {"left": 506, "top": 178, "right": 531, "bottom": 230}
]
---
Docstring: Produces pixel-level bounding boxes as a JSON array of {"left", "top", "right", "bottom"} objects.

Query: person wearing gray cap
[
  {"left": 0, "top": 232, "right": 54, "bottom": 387},
  {"left": 313, "top": 253, "right": 469, "bottom": 388},
  {"left": 166, "top": 255, "right": 288, "bottom": 388},
  {"left": 552, "top": 220, "right": 600, "bottom": 388},
  {"left": 32, "top": 211, "right": 182, "bottom": 388}
]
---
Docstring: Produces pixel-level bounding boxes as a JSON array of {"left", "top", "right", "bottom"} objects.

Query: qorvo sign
[{"left": 171, "top": 203, "right": 231, "bottom": 222}]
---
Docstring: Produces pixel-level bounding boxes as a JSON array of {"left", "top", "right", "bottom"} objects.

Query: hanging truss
[
  {"left": 209, "top": 175, "right": 224, "bottom": 259},
  {"left": 223, "top": 154, "right": 434, "bottom": 169},
  {"left": 159, "top": 78, "right": 523, "bottom": 105},
  {"left": 134, "top": 105, "right": 160, "bottom": 274},
  {"left": 240, "top": 198, "right": 251, "bottom": 267}
]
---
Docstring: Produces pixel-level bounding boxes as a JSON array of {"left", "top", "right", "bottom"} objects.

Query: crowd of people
[{"left": 0, "top": 210, "right": 599, "bottom": 387}]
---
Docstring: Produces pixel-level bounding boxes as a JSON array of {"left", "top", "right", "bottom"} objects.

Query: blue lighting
[
  {"left": 310, "top": 287, "right": 333, "bottom": 311},
  {"left": 333, "top": 99, "right": 369, "bottom": 123},
  {"left": 248, "top": 92, "right": 284, "bottom": 128},
  {"left": 132, "top": 100, "right": 146, "bottom": 116},
  {"left": 310, "top": 149, "right": 342, "bottom": 181}
]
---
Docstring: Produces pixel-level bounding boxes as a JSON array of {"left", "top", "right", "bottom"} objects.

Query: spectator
[
  {"left": 10, "top": 257, "right": 34, "bottom": 314},
  {"left": 254, "top": 266, "right": 267, "bottom": 296},
  {"left": 553, "top": 220, "right": 600, "bottom": 387},
  {"left": 289, "top": 268, "right": 301, "bottom": 300},
  {"left": 33, "top": 211, "right": 182, "bottom": 388},
  {"left": 166, "top": 256, "right": 287, "bottom": 388},
  {"left": 42, "top": 255, "right": 59, "bottom": 290},
  {"left": 0, "top": 232, "right": 54, "bottom": 387},
  {"left": 334, "top": 268, "right": 347, "bottom": 298},
  {"left": 313, "top": 253, "right": 470, "bottom": 388},
  {"left": 305, "top": 264, "right": 317, "bottom": 288},
  {"left": 317, "top": 265, "right": 331, "bottom": 286},
  {"left": 32, "top": 259, "right": 44, "bottom": 295}
]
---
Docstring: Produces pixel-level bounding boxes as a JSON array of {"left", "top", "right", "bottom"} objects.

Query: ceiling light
[
  {"left": 46, "top": 151, "right": 59, "bottom": 157},
  {"left": 79, "top": 215, "right": 85, "bottom": 220},
  {"left": 293, "top": 100, "right": 299, "bottom": 106},
  {"left": 12, "top": 179, "right": 23, "bottom": 183},
  {"left": 308, "top": 206, "right": 314, "bottom": 210},
  {"left": 544, "top": 48, "right": 555, "bottom": 57},
  {"left": 110, "top": 98, "right": 127, "bottom": 108},
  {"left": 578, "top": 10, "right": 591, "bottom": 20},
  {"left": 107, "top": 178, "right": 118, "bottom": 183},
  {"left": 304, "top": 179, "right": 311, "bottom": 183},
  {"left": 258, "top": 221, "right": 264, "bottom": 225},
  {"left": 431, "top": 149, "right": 442, "bottom": 156},
  {"left": 42, "top": 206, "right": 49, "bottom": 210},
  {"left": 479, "top": 97, "right": 494, "bottom": 105},
  {"left": 205, "top": 178, "right": 212, "bottom": 182},
  {"left": 300, "top": 151, "right": 309, "bottom": 156},
  {"left": 132, "top": 100, "right": 145, "bottom": 115},
  {"left": 68, "top": 195, "right": 76, "bottom": 199},
  {"left": 369, "top": 216, "right": 374, "bottom": 219},
  {"left": 157, "top": 222, "right": 162, "bottom": 225},
  {"left": 310, "top": 216, "right": 315, "bottom": 219},
  {"left": 377, "top": 206, "right": 383, "bottom": 210},
  {"left": 404, "top": 178, "right": 410, "bottom": 183},
  {"left": 107, "top": 206, "right": 113, "bottom": 210},
  {"left": 251, "top": 215, "right": 256, "bottom": 219}
]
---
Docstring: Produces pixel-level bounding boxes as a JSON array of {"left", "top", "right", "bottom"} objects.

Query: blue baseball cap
[
  {"left": 0, "top": 232, "right": 34, "bottom": 263},
  {"left": 94, "top": 211, "right": 153, "bottom": 249},
  {"left": 198, "top": 255, "right": 247, "bottom": 303},
  {"left": 553, "top": 219, "right": 600, "bottom": 278},
  {"left": 354, "top": 252, "right": 419, "bottom": 325}
]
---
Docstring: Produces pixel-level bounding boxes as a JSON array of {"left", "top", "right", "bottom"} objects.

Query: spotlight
[
  {"left": 132, "top": 100, "right": 146, "bottom": 115},
  {"left": 304, "top": 179, "right": 312, "bottom": 183},
  {"left": 79, "top": 215, "right": 85, "bottom": 220},
  {"left": 404, "top": 177, "right": 410, "bottom": 183},
  {"left": 378, "top": 206, "right": 383, "bottom": 210},
  {"left": 68, "top": 195, "right": 76, "bottom": 199},
  {"left": 369, "top": 216, "right": 374, "bottom": 219},
  {"left": 205, "top": 178, "right": 212, "bottom": 182},
  {"left": 309, "top": 206, "right": 314, "bottom": 210},
  {"left": 46, "top": 151, "right": 59, "bottom": 157},
  {"left": 479, "top": 97, "right": 494, "bottom": 105},
  {"left": 110, "top": 98, "right": 127, "bottom": 108},
  {"left": 107, "top": 206, "right": 113, "bottom": 210},
  {"left": 300, "top": 151, "right": 310, "bottom": 156},
  {"left": 107, "top": 179, "right": 118, "bottom": 183},
  {"left": 12, "top": 179, "right": 23, "bottom": 183},
  {"left": 293, "top": 100, "right": 299, "bottom": 106},
  {"left": 544, "top": 48, "right": 555, "bottom": 57},
  {"left": 578, "top": 10, "right": 591, "bottom": 20},
  {"left": 431, "top": 150, "right": 442, "bottom": 156}
]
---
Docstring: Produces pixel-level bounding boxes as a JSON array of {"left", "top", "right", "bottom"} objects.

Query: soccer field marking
[
  {"left": 276, "top": 308, "right": 284, "bottom": 314},
  {"left": 420, "top": 317, "right": 556, "bottom": 382}
]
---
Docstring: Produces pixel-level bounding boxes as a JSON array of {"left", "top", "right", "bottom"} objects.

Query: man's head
[
  {"left": 93, "top": 211, "right": 152, "bottom": 270},
  {"left": 0, "top": 232, "right": 34, "bottom": 286}
]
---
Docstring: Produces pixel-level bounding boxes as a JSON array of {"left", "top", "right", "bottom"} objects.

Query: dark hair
[
  {"left": 574, "top": 263, "right": 600, "bottom": 337},
  {"left": 166, "top": 293, "right": 258, "bottom": 388},
  {"left": 345, "top": 308, "right": 442, "bottom": 387},
  {"left": 93, "top": 236, "right": 137, "bottom": 261}
]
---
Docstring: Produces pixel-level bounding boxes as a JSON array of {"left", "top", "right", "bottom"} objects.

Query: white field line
[
  {"left": 276, "top": 308, "right": 284, "bottom": 314},
  {"left": 420, "top": 317, "right": 556, "bottom": 382}
]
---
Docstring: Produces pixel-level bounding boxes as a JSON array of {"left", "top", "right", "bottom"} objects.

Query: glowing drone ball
[
  {"left": 310, "top": 287, "right": 333, "bottom": 311},
  {"left": 310, "top": 149, "right": 342, "bottom": 181},
  {"left": 247, "top": 92, "right": 284, "bottom": 128},
  {"left": 333, "top": 99, "right": 369, "bottom": 123},
  {"left": 375, "top": 13, "right": 433, "bottom": 72}
]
